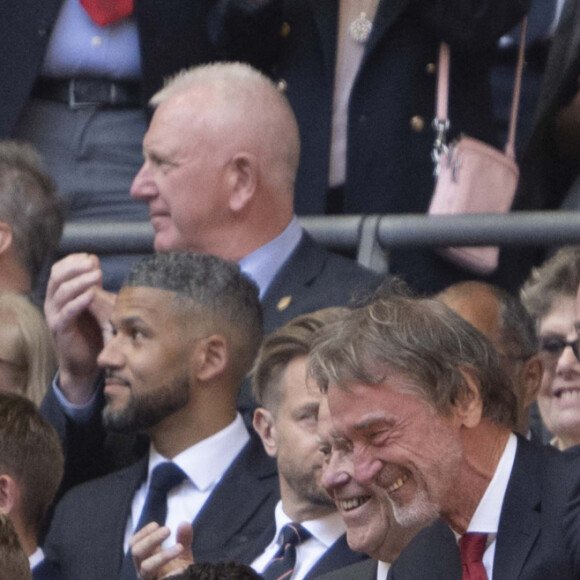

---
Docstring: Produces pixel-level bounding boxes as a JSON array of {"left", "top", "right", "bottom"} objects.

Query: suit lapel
[
  {"left": 261, "top": 232, "right": 328, "bottom": 335},
  {"left": 192, "top": 436, "right": 278, "bottom": 560},
  {"left": 492, "top": 437, "right": 541, "bottom": 580},
  {"left": 305, "top": 534, "right": 369, "bottom": 580},
  {"left": 111, "top": 456, "right": 150, "bottom": 573}
]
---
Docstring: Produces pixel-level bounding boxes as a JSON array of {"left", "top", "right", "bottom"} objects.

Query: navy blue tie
[
  {"left": 261, "top": 523, "right": 312, "bottom": 580},
  {"left": 119, "top": 462, "right": 187, "bottom": 580}
]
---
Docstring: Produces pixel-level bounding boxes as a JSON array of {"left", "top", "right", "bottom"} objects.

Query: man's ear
[
  {"left": 226, "top": 153, "right": 258, "bottom": 213},
  {"left": 521, "top": 355, "right": 543, "bottom": 410},
  {"left": 0, "top": 474, "right": 19, "bottom": 517},
  {"left": 193, "top": 335, "right": 228, "bottom": 382},
  {"left": 0, "top": 222, "right": 13, "bottom": 256},
  {"left": 253, "top": 407, "right": 278, "bottom": 458},
  {"left": 455, "top": 369, "right": 484, "bottom": 429}
]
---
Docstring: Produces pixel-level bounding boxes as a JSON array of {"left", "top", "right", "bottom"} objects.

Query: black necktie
[
  {"left": 261, "top": 523, "right": 312, "bottom": 580},
  {"left": 119, "top": 462, "right": 187, "bottom": 580}
]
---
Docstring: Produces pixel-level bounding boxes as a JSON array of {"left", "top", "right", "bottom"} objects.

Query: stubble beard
[{"left": 103, "top": 375, "right": 190, "bottom": 433}]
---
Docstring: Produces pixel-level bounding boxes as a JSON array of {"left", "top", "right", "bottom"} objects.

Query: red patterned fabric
[{"left": 459, "top": 533, "right": 488, "bottom": 580}]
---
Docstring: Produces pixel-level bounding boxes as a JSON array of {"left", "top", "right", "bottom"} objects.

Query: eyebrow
[{"left": 352, "top": 414, "right": 393, "bottom": 432}]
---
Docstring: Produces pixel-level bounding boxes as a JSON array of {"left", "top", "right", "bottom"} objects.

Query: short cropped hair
[
  {"left": 0, "top": 292, "right": 57, "bottom": 407},
  {"left": 124, "top": 253, "right": 263, "bottom": 385},
  {"left": 0, "top": 142, "right": 64, "bottom": 284},
  {"left": 520, "top": 246, "right": 580, "bottom": 323},
  {"left": 0, "top": 514, "right": 31, "bottom": 580},
  {"left": 310, "top": 296, "right": 517, "bottom": 428},
  {"left": 168, "top": 562, "right": 262, "bottom": 580},
  {"left": 0, "top": 393, "right": 64, "bottom": 533},
  {"left": 150, "top": 62, "right": 300, "bottom": 195},
  {"left": 252, "top": 307, "right": 350, "bottom": 412}
]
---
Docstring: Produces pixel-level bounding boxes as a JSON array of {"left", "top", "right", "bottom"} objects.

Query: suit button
[
  {"left": 276, "top": 79, "right": 287, "bottom": 92},
  {"left": 38, "top": 25, "right": 49, "bottom": 37},
  {"left": 280, "top": 22, "right": 291, "bottom": 38},
  {"left": 425, "top": 62, "right": 437, "bottom": 75},
  {"left": 410, "top": 115, "right": 425, "bottom": 132},
  {"left": 359, "top": 114, "right": 367, "bottom": 124}
]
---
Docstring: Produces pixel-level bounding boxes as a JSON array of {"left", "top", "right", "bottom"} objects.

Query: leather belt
[{"left": 32, "top": 78, "right": 142, "bottom": 109}]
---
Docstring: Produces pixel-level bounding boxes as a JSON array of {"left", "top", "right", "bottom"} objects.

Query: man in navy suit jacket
[
  {"left": 308, "top": 294, "right": 580, "bottom": 579},
  {"left": 0, "top": 394, "right": 65, "bottom": 580},
  {"left": 43, "top": 253, "right": 280, "bottom": 580},
  {"left": 132, "top": 308, "right": 367, "bottom": 579}
]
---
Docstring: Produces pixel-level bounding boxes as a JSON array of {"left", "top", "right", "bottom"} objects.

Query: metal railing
[{"left": 59, "top": 212, "right": 580, "bottom": 272}]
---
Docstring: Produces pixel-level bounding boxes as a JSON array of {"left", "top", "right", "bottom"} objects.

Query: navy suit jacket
[
  {"left": 33, "top": 559, "right": 67, "bottom": 580},
  {"left": 388, "top": 437, "right": 580, "bottom": 580},
  {"left": 0, "top": 0, "right": 215, "bottom": 137},
  {"left": 233, "top": 520, "right": 368, "bottom": 580},
  {"left": 43, "top": 434, "right": 279, "bottom": 580},
  {"left": 261, "top": 232, "right": 383, "bottom": 336}
]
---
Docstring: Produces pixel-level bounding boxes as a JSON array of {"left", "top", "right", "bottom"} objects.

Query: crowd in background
[{"left": 2, "top": 0, "right": 580, "bottom": 579}]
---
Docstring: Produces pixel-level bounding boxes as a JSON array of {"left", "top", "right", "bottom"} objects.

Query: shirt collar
[
  {"left": 467, "top": 432, "right": 518, "bottom": 534},
  {"left": 239, "top": 216, "right": 303, "bottom": 299},
  {"left": 272, "top": 500, "right": 346, "bottom": 549},
  {"left": 376, "top": 561, "right": 391, "bottom": 580},
  {"left": 147, "top": 413, "right": 250, "bottom": 492},
  {"left": 29, "top": 546, "right": 44, "bottom": 568}
]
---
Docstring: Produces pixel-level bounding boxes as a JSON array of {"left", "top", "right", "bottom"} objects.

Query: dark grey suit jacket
[
  {"left": 388, "top": 437, "right": 580, "bottom": 580},
  {"left": 314, "top": 558, "right": 379, "bottom": 580},
  {"left": 43, "top": 434, "right": 279, "bottom": 580}
]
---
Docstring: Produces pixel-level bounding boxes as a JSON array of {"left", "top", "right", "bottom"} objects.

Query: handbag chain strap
[{"left": 431, "top": 17, "right": 528, "bottom": 176}]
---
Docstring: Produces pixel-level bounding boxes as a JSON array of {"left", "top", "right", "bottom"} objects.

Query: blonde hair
[{"left": 0, "top": 292, "right": 56, "bottom": 407}]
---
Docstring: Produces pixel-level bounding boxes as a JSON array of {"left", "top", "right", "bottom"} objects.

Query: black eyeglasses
[{"left": 539, "top": 336, "right": 580, "bottom": 360}]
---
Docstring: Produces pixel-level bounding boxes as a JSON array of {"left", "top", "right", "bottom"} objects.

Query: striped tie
[{"left": 261, "top": 523, "right": 312, "bottom": 580}]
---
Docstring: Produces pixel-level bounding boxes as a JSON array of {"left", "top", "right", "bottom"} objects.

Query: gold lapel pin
[{"left": 277, "top": 296, "right": 292, "bottom": 311}]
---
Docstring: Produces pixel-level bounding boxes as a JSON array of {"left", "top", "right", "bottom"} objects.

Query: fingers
[
  {"left": 131, "top": 523, "right": 170, "bottom": 580},
  {"left": 131, "top": 523, "right": 192, "bottom": 580},
  {"left": 88, "top": 287, "right": 117, "bottom": 341},
  {"left": 142, "top": 545, "right": 186, "bottom": 580},
  {"left": 45, "top": 254, "right": 103, "bottom": 332},
  {"left": 175, "top": 523, "right": 195, "bottom": 564}
]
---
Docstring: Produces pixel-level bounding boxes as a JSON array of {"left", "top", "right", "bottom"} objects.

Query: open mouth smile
[{"left": 337, "top": 496, "right": 371, "bottom": 511}]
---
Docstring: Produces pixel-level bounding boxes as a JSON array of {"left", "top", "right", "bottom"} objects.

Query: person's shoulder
[{"left": 314, "top": 557, "right": 378, "bottom": 580}]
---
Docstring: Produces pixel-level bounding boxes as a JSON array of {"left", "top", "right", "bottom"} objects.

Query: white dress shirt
[
  {"left": 123, "top": 414, "right": 250, "bottom": 553},
  {"left": 458, "top": 433, "right": 518, "bottom": 580},
  {"left": 252, "top": 501, "right": 347, "bottom": 580},
  {"left": 376, "top": 560, "right": 391, "bottom": 580}
]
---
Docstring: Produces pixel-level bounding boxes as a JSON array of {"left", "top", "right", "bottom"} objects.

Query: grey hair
[
  {"left": 520, "top": 246, "right": 580, "bottom": 323},
  {"left": 309, "top": 295, "right": 517, "bottom": 428},
  {"left": 149, "top": 62, "right": 300, "bottom": 196},
  {"left": 125, "top": 253, "right": 263, "bottom": 383},
  {"left": 0, "top": 142, "right": 64, "bottom": 283}
]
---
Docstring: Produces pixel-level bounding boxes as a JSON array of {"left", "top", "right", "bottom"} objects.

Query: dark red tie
[
  {"left": 80, "top": 0, "right": 134, "bottom": 26},
  {"left": 459, "top": 533, "right": 488, "bottom": 580}
]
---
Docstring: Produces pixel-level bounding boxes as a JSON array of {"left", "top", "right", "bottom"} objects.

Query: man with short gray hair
[{"left": 309, "top": 295, "right": 580, "bottom": 579}]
